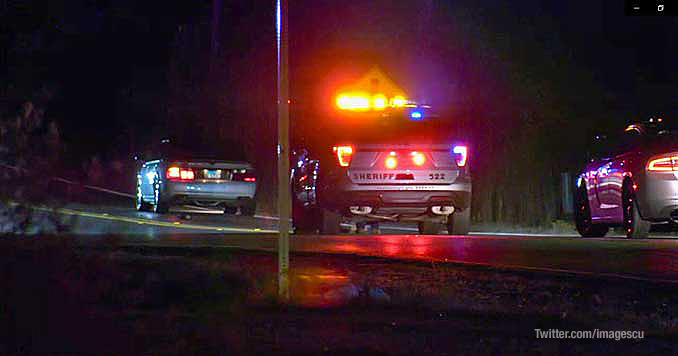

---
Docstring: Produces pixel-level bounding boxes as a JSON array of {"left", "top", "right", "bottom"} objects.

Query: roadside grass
[
  {"left": 3, "top": 236, "right": 678, "bottom": 354},
  {"left": 0, "top": 236, "right": 250, "bottom": 354},
  {"left": 471, "top": 219, "right": 578, "bottom": 234}
]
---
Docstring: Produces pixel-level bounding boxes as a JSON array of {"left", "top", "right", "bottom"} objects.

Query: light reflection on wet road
[{"left": 52, "top": 203, "right": 678, "bottom": 283}]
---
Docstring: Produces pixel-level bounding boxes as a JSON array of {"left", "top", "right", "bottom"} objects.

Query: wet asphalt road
[{"left": 43, "top": 201, "right": 678, "bottom": 282}]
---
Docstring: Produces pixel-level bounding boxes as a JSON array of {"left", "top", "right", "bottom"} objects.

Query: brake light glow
[
  {"left": 647, "top": 155, "right": 678, "bottom": 171},
  {"left": 453, "top": 145, "right": 468, "bottom": 167},
  {"left": 233, "top": 170, "right": 256, "bottom": 182},
  {"left": 167, "top": 166, "right": 181, "bottom": 178},
  {"left": 180, "top": 169, "right": 194, "bottom": 180},
  {"left": 385, "top": 157, "right": 397, "bottom": 169},
  {"left": 333, "top": 145, "right": 353, "bottom": 167},
  {"left": 385, "top": 152, "right": 398, "bottom": 169},
  {"left": 167, "top": 166, "right": 195, "bottom": 181},
  {"left": 411, "top": 151, "right": 426, "bottom": 166}
]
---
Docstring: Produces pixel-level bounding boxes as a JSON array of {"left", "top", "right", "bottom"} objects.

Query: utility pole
[{"left": 276, "top": 0, "right": 291, "bottom": 301}]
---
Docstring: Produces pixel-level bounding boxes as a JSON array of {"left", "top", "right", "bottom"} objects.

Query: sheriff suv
[{"left": 291, "top": 107, "right": 471, "bottom": 234}]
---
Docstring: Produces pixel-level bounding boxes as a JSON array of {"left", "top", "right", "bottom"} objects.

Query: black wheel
[
  {"left": 319, "top": 208, "right": 341, "bottom": 234},
  {"left": 447, "top": 208, "right": 470, "bottom": 235},
  {"left": 153, "top": 185, "right": 169, "bottom": 214},
  {"left": 574, "top": 185, "right": 608, "bottom": 237},
  {"left": 135, "top": 184, "right": 150, "bottom": 211},
  {"left": 240, "top": 201, "right": 256, "bottom": 216},
  {"left": 623, "top": 182, "right": 650, "bottom": 238},
  {"left": 293, "top": 202, "right": 318, "bottom": 233},
  {"left": 418, "top": 221, "right": 442, "bottom": 235}
]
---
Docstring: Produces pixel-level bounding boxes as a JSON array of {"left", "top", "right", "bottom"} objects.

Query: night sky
[{"left": 3, "top": 0, "right": 678, "bottom": 159}]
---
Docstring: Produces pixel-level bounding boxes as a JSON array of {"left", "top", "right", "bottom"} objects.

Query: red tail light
[
  {"left": 647, "top": 155, "right": 678, "bottom": 171},
  {"left": 233, "top": 170, "right": 256, "bottom": 182},
  {"left": 385, "top": 151, "right": 398, "bottom": 169},
  {"left": 411, "top": 151, "right": 426, "bottom": 166},
  {"left": 167, "top": 166, "right": 194, "bottom": 181},
  {"left": 453, "top": 145, "right": 468, "bottom": 167},
  {"left": 333, "top": 145, "right": 353, "bottom": 167}
]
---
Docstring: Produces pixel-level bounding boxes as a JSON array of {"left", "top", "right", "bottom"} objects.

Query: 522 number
[{"left": 429, "top": 173, "right": 445, "bottom": 180}]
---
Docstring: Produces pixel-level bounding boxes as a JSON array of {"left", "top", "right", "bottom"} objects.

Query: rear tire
[
  {"left": 623, "top": 182, "right": 650, "bottom": 239},
  {"left": 418, "top": 221, "right": 442, "bottom": 235},
  {"left": 447, "top": 208, "right": 470, "bottom": 235},
  {"left": 574, "top": 185, "right": 608, "bottom": 237},
  {"left": 319, "top": 208, "right": 341, "bottom": 234},
  {"left": 153, "top": 186, "right": 169, "bottom": 214},
  {"left": 136, "top": 184, "right": 150, "bottom": 212}
]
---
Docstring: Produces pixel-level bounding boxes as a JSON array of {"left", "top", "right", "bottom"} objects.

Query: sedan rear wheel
[
  {"left": 574, "top": 185, "right": 608, "bottom": 237},
  {"left": 135, "top": 184, "right": 150, "bottom": 212},
  {"left": 623, "top": 182, "right": 650, "bottom": 239},
  {"left": 153, "top": 186, "right": 169, "bottom": 214}
]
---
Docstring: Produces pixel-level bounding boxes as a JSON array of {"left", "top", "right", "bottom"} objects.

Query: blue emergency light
[{"left": 410, "top": 111, "right": 423, "bottom": 120}]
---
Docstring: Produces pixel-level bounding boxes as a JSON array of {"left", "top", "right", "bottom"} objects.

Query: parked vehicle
[
  {"left": 135, "top": 139, "right": 257, "bottom": 215},
  {"left": 292, "top": 105, "right": 471, "bottom": 235},
  {"left": 575, "top": 118, "right": 678, "bottom": 238}
]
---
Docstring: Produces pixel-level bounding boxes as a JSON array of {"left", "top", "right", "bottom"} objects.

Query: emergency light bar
[{"left": 336, "top": 93, "right": 408, "bottom": 111}]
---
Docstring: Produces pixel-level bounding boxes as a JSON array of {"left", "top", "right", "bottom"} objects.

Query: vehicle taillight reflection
[{"left": 333, "top": 145, "right": 353, "bottom": 167}]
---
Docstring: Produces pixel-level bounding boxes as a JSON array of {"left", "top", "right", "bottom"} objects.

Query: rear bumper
[
  {"left": 639, "top": 172, "right": 678, "bottom": 221},
  {"left": 319, "top": 169, "right": 471, "bottom": 215},
  {"left": 165, "top": 181, "right": 256, "bottom": 206}
]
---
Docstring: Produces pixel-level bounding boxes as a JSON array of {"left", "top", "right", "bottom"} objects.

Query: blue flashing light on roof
[{"left": 410, "top": 111, "right": 423, "bottom": 120}]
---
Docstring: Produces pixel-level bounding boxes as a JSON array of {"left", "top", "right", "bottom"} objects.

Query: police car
[{"left": 291, "top": 93, "right": 471, "bottom": 235}]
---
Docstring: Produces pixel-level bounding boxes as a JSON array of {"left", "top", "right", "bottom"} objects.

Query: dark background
[{"left": 2, "top": 0, "right": 677, "bottom": 225}]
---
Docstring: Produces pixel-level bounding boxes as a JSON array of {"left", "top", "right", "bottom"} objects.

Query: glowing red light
[
  {"left": 333, "top": 146, "right": 353, "bottom": 167},
  {"left": 453, "top": 145, "right": 468, "bottom": 167},
  {"left": 167, "top": 166, "right": 181, "bottom": 178},
  {"left": 411, "top": 151, "right": 426, "bottom": 166},
  {"left": 167, "top": 166, "right": 194, "bottom": 181},
  {"left": 647, "top": 156, "right": 678, "bottom": 171}
]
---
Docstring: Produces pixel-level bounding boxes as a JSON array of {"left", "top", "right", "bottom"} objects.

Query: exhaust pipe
[
  {"left": 431, "top": 206, "right": 455, "bottom": 216},
  {"left": 350, "top": 206, "right": 373, "bottom": 215}
]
